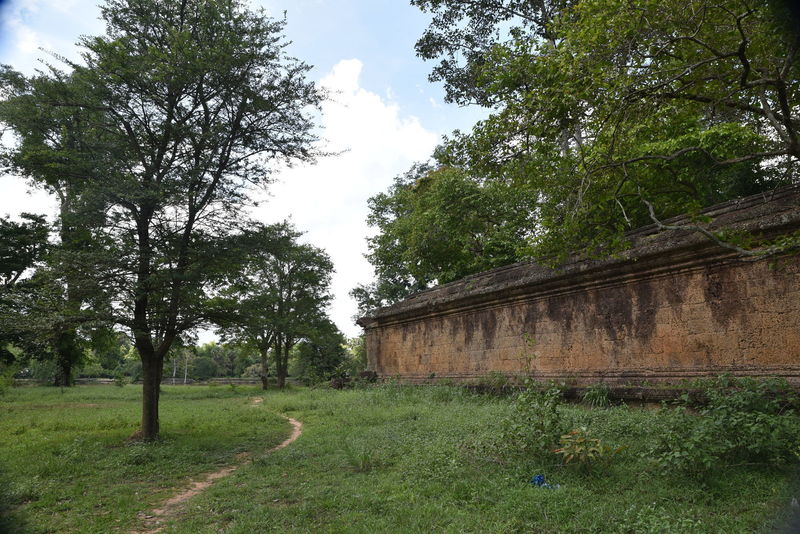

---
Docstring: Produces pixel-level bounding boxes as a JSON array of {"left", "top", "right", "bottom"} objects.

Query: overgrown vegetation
[
  {"left": 581, "top": 382, "right": 612, "bottom": 408},
  {"left": 651, "top": 376, "right": 800, "bottom": 476},
  {"left": 3, "top": 382, "right": 796, "bottom": 533},
  {"left": 354, "top": 0, "right": 800, "bottom": 312}
]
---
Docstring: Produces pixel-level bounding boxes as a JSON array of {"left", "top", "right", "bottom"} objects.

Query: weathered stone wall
[{"left": 358, "top": 188, "right": 800, "bottom": 385}]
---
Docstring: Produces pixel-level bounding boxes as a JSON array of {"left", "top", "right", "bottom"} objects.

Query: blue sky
[{"left": 0, "top": 0, "right": 486, "bottom": 338}]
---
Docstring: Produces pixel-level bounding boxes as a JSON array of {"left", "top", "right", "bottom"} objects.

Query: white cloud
[
  {"left": 251, "top": 58, "right": 440, "bottom": 337},
  {"left": 0, "top": 177, "right": 57, "bottom": 220},
  {"left": 0, "top": 0, "right": 104, "bottom": 76},
  {"left": 0, "top": 4, "right": 441, "bottom": 338}
]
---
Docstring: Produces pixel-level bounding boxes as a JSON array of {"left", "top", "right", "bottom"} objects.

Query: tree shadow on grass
[{"left": 0, "top": 466, "right": 31, "bottom": 534}]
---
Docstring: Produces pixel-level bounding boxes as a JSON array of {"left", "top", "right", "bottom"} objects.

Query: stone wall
[{"left": 357, "top": 188, "right": 800, "bottom": 385}]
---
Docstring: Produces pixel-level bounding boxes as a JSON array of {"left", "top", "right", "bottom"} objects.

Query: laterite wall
[{"left": 358, "top": 188, "right": 800, "bottom": 385}]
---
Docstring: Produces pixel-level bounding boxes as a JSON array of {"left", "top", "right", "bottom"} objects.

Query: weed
[
  {"left": 342, "top": 442, "right": 381, "bottom": 472},
  {"left": 582, "top": 382, "right": 611, "bottom": 407},
  {"left": 650, "top": 376, "right": 800, "bottom": 476},
  {"left": 498, "top": 385, "right": 567, "bottom": 459},
  {"left": 554, "top": 427, "right": 625, "bottom": 474},
  {"left": 617, "top": 503, "right": 704, "bottom": 534}
]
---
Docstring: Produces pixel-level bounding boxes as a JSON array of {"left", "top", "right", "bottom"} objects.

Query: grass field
[
  {"left": 0, "top": 385, "right": 290, "bottom": 534},
  {"left": 1, "top": 384, "right": 798, "bottom": 533}
]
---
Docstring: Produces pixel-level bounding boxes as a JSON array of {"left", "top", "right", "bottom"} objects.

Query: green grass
[
  {"left": 0, "top": 385, "right": 290, "bottom": 534},
  {"left": 1, "top": 384, "right": 797, "bottom": 533}
]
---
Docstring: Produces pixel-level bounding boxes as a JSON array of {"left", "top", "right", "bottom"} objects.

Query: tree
[
  {"left": 0, "top": 214, "right": 49, "bottom": 365},
  {"left": 291, "top": 318, "right": 347, "bottom": 384},
  {"left": 0, "top": 68, "right": 120, "bottom": 386},
  {"left": 1, "top": 0, "right": 323, "bottom": 439},
  {"left": 414, "top": 0, "right": 799, "bottom": 258},
  {"left": 217, "top": 222, "right": 334, "bottom": 389},
  {"left": 353, "top": 163, "right": 535, "bottom": 312}
]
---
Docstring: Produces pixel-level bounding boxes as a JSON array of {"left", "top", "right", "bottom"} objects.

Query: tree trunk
[
  {"left": 274, "top": 337, "right": 285, "bottom": 389},
  {"left": 53, "top": 330, "right": 80, "bottom": 387},
  {"left": 259, "top": 348, "right": 269, "bottom": 390},
  {"left": 53, "top": 186, "right": 83, "bottom": 388},
  {"left": 140, "top": 352, "right": 163, "bottom": 440}
]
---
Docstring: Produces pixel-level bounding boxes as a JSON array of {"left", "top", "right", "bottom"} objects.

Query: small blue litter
[{"left": 530, "top": 474, "right": 560, "bottom": 489}]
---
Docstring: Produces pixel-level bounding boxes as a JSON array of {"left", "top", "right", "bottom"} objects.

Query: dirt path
[{"left": 132, "top": 408, "right": 303, "bottom": 534}]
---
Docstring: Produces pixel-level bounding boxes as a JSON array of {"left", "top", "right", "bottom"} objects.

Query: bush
[
  {"left": 498, "top": 385, "right": 567, "bottom": 458},
  {"left": 26, "top": 360, "right": 57, "bottom": 384},
  {"left": 554, "top": 426, "right": 625, "bottom": 474},
  {"left": 651, "top": 376, "right": 800, "bottom": 476},
  {"left": 112, "top": 370, "right": 127, "bottom": 387},
  {"left": 77, "top": 362, "right": 111, "bottom": 379},
  {"left": 0, "top": 364, "right": 17, "bottom": 395},
  {"left": 474, "top": 371, "right": 515, "bottom": 394},
  {"left": 122, "top": 359, "right": 142, "bottom": 382}
]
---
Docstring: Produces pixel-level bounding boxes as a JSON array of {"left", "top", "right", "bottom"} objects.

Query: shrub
[
  {"left": 475, "top": 371, "right": 514, "bottom": 394},
  {"left": 0, "top": 364, "right": 17, "bottom": 395},
  {"left": 113, "top": 370, "right": 127, "bottom": 387},
  {"left": 554, "top": 426, "right": 625, "bottom": 474},
  {"left": 498, "top": 385, "right": 567, "bottom": 458},
  {"left": 651, "top": 376, "right": 800, "bottom": 476}
]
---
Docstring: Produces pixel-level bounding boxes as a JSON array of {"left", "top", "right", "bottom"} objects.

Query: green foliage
[
  {"left": 582, "top": 382, "right": 611, "bottom": 408},
  {"left": 0, "top": 385, "right": 289, "bottom": 533},
  {"left": 0, "top": 214, "right": 49, "bottom": 289},
  {"left": 2, "top": 0, "right": 325, "bottom": 436},
  {"left": 190, "top": 357, "right": 219, "bottom": 381},
  {"left": 554, "top": 427, "right": 625, "bottom": 473},
  {"left": 0, "top": 384, "right": 795, "bottom": 532},
  {"left": 291, "top": 319, "right": 347, "bottom": 385},
  {"left": 216, "top": 222, "right": 336, "bottom": 388},
  {"left": 342, "top": 441, "right": 382, "bottom": 473},
  {"left": 0, "top": 363, "right": 16, "bottom": 395},
  {"left": 112, "top": 369, "right": 126, "bottom": 387},
  {"left": 617, "top": 503, "right": 705, "bottom": 534},
  {"left": 474, "top": 371, "right": 515, "bottom": 393},
  {"left": 407, "top": 0, "right": 799, "bottom": 266},
  {"left": 498, "top": 386, "right": 567, "bottom": 458},
  {"left": 651, "top": 377, "right": 800, "bottom": 476},
  {"left": 353, "top": 164, "right": 535, "bottom": 311}
]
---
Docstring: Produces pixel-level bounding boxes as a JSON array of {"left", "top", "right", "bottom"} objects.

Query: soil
[{"left": 131, "top": 405, "right": 302, "bottom": 534}]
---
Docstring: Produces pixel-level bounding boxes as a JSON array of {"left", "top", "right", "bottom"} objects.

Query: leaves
[{"left": 412, "top": 0, "right": 799, "bottom": 261}]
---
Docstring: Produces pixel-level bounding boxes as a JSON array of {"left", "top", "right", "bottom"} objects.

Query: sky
[{"left": 0, "top": 0, "right": 486, "bottom": 339}]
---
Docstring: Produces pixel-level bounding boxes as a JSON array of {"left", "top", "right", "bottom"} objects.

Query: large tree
[
  {"left": 291, "top": 317, "right": 347, "bottom": 385},
  {"left": 2, "top": 0, "right": 323, "bottom": 439},
  {"left": 413, "top": 0, "right": 799, "bottom": 258},
  {"left": 0, "top": 69, "right": 112, "bottom": 386}
]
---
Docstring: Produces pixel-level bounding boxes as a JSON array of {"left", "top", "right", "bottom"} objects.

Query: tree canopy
[
  {"left": 0, "top": 0, "right": 324, "bottom": 438},
  {"left": 217, "top": 222, "right": 335, "bottom": 389},
  {"left": 415, "top": 0, "right": 798, "bottom": 255},
  {"left": 356, "top": 0, "right": 799, "bottom": 313}
]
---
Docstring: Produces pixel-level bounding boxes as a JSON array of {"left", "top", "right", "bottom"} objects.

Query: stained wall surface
[{"left": 358, "top": 189, "right": 800, "bottom": 385}]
